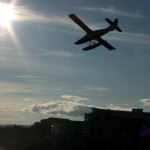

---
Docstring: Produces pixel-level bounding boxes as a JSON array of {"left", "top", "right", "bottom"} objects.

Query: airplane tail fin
[{"left": 105, "top": 18, "right": 122, "bottom": 32}]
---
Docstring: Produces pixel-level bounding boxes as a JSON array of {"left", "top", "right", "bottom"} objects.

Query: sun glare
[{"left": 0, "top": 3, "right": 16, "bottom": 27}]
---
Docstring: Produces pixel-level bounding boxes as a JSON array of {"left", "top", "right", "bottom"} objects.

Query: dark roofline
[{"left": 85, "top": 107, "right": 150, "bottom": 120}]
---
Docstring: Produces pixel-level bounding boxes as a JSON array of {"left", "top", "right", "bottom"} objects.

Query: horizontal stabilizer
[
  {"left": 105, "top": 18, "right": 113, "bottom": 24},
  {"left": 116, "top": 26, "right": 122, "bottom": 32},
  {"left": 105, "top": 18, "right": 122, "bottom": 32}
]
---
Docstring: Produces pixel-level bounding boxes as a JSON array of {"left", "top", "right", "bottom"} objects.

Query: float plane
[{"left": 69, "top": 14, "right": 122, "bottom": 51}]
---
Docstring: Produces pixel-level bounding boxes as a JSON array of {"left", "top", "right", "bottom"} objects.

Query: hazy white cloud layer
[
  {"left": 107, "top": 104, "right": 131, "bottom": 111},
  {"left": 78, "top": 6, "right": 144, "bottom": 18},
  {"left": 15, "top": 6, "right": 67, "bottom": 24},
  {"left": 61, "top": 95, "right": 89, "bottom": 101},
  {"left": 31, "top": 47, "right": 84, "bottom": 58},
  {"left": 140, "top": 99, "right": 150, "bottom": 106},
  {"left": 23, "top": 95, "right": 132, "bottom": 118},
  {"left": 83, "top": 85, "right": 109, "bottom": 92},
  {"left": 23, "top": 95, "right": 97, "bottom": 117},
  {"left": 24, "top": 100, "right": 93, "bottom": 117}
]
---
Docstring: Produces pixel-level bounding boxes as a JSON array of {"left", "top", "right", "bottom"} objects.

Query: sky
[{"left": 0, "top": 0, "right": 150, "bottom": 125}]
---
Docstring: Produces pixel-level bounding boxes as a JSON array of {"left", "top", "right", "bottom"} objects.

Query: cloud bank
[
  {"left": 140, "top": 99, "right": 150, "bottom": 106},
  {"left": 23, "top": 95, "right": 93, "bottom": 117},
  {"left": 61, "top": 95, "right": 89, "bottom": 101},
  {"left": 23, "top": 95, "right": 132, "bottom": 118},
  {"left": 107, "top": 104, "right": 131, "bottom": 111}
]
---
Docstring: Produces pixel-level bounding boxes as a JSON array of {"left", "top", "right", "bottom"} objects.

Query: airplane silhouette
[{"left": 69, "top": 14, "right": 122, "bottom": 51}]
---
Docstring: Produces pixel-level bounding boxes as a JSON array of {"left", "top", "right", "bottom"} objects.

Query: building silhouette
[
  {"left": 0, "top": 108, "right": 149, "bottom": 150},
  {"left": 83, "top": 108, "right": 150, "bottom": 150}
]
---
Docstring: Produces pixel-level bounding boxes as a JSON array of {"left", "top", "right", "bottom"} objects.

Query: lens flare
[{"left": 0, "top": 3, "right": 16, "bottom": 27}]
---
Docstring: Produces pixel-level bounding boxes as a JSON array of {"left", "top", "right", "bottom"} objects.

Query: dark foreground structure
[{"left": 0, "top": 108, "right": 150, "bottom": 150}]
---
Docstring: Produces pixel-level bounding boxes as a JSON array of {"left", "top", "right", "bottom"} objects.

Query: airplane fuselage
[
  {"left": 75, "top": 26, "right": 114, "bottom": 44},
  {"left": 69, "top": 14, "right": 122, "bottom": 50}
]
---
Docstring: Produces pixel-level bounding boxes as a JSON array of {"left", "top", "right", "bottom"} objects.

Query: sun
[{"left": 0, "top": 3, "right": 16, "bottom": 27}]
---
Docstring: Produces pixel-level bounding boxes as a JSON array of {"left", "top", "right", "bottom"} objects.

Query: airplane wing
[
  {"left": 69, "top": 14, "right": 92, "bottom": 33},
  {"left": 96, "top": 37, "right": 116, "bottom": 50}
]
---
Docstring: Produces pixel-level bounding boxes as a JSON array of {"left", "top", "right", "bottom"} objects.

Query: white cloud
[
  {"left": 24, "top": 98, "right": 30, "bottom": 101},
  {"left": 24, "top": 100, "right": 93, "bottom": 117},
  {"left": 23, "top": 94, "right": 133, "bottom": 119},
  {"left": 78, "top": 6, "right": 144, "bottom": 18},
  {"left": 23, "top": 100, "right": 133, "bottom": 118},
  {"left": 107, "top": 104, "right": 131, "bottom": 111},
  {"left": 140, "top": 99, "right": 150, "bottom": 106},
  {"left": 24, "top": 98, "right": 35, "bottom": 103},
  {"left": 23, "top": 94, "right": 100, "bottom": 118},
  {"left": 61, "top": 95, "right": 89, "bottom": 101},
  {"left": 83, "top": 85, "right": 109, "bottom": 92}
]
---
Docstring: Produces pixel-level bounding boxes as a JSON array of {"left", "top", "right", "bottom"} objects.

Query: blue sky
[{"left": 0, "top": 0, "right": 150, "bottom": 124}]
